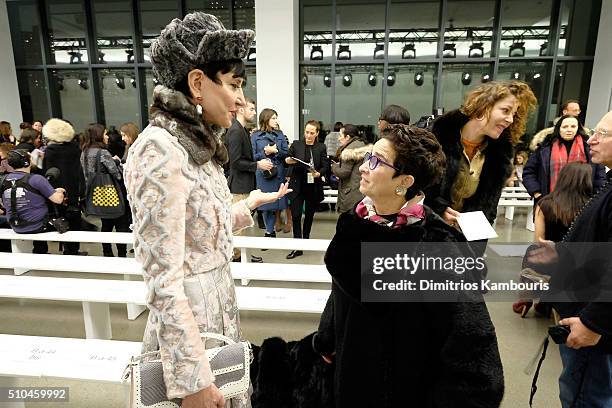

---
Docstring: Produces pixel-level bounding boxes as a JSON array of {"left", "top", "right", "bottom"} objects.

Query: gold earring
[{"left": 395, "top": 186, "right": 406, "bottom": 196}]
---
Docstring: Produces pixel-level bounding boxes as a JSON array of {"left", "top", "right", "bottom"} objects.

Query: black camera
[
  {"left": 548, "top": 325, "right": 570, "bottom": 344},
  {"left": 45, "top": 167, "right": 70, "bottom": 234}
]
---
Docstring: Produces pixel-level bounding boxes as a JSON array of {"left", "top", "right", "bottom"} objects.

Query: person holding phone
[{"left": 284, "top": 120, "right": 329, "bottom": 259}]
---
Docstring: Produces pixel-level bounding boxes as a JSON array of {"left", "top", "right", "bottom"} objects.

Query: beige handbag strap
[{"left": 201, "top": 332, "right": 236, "bottom": 345}]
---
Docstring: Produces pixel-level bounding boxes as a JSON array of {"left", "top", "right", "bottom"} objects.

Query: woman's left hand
[{"left": 246, "top": 183, "right": 293, "bottom": 210}]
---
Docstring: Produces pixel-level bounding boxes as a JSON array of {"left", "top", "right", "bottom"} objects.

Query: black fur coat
[
  {"left": 424, "top": 110, "right": 514, "bottom": 224},
  {"left": 321, "top": 208, "right": 504, "bottom": 408}
]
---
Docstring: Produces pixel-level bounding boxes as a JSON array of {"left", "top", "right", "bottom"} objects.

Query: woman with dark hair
[
  {"left": 317, "top": 124, "right": 504, "bottom": 408},
  {"left": 284, "top": 120, "right": 329, "bottom": 259},
  {"left": 15, "top": 128, "right": 38, "bottom": 153},
  {"left": 377, "top": 104, "right": 411, "bottom": 132},
  {"left": 81, "top": 123, "right": 127, "bottom": 257},
  {"left": 0, "top": 121, "right": 16, "bottom": 144},
  {"left": 523, "top": 114, "right": 605, "bottom": 202},
  {"left": 252, "top": 108, "right": 289, "bottom": 238},
  {"left": 105, "top": 126, "right": 126, "bottom": 160},
  {"left": 331, "top": 124, "right": 371, "bottom": 213},
  {"left": 124, "top": 13, "right": 289, "bottom": 408},
  {"left": 513, "top": 162, "right": 594, "bottom": 317}
]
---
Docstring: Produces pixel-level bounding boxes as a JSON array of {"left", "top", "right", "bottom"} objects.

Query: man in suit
[{"left": 224, "top": 96, "right": 272, "bottom": 262}]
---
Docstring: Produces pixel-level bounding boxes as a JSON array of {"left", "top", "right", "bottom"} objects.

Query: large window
[
  {"left": 17, "top": 71, "right": 49, "bottom": 123},
  {"left": 46, "top": 0, "right": 88, "bottom": 64},
  {"left": 7, "top": 1, "right": 43, "bottom": 66},
  {"left": 301, "top": 65, "right": 332, "bottom": 131},
  {"left": 94, "top": 0, "right": 134, "bottom": 64},
  {"left": 300, "top": 0, "right": 601, "bottom": 133},
  {"left": 53, "top": 70, "right": 95, "bottom": 132},
  {"left": 98, "top": 69, "right": 141, "bottom": 127}
]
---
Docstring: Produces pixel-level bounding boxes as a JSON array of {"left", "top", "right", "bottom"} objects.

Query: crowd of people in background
[{"left": 1, "top": 58, "right": 611, "bottom": 408}]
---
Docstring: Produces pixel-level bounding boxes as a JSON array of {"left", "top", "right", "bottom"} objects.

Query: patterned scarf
[
  {"left": 355, "top": 196, "right": 425, "bottom": 228},
  {"left": 549, "top": 135, "right": 586, "bottom": 191}
]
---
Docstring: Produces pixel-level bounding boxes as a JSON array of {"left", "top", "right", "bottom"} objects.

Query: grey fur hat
[{"left": 150, "top": 12, "right": 255, "bottom": 89}]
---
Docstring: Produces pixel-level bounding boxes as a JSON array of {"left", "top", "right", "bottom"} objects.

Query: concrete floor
[{"left": 0, "top": 207, "right": 563, "bottom": 408}]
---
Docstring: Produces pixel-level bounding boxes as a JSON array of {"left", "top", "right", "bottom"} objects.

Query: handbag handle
[{"left": 129, "top": 332, "right": 236, "bottom": 363}]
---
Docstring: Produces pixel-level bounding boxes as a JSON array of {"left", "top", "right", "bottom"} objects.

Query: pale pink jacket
[{"left": 124, "top": 125, "right": 253, "bottom": 398}]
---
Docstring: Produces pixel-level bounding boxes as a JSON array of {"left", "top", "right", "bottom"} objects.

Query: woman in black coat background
[
  {"left": 284, "top": 120, "right": 329, "bottom": 259},
  {"left": 317, "top": 125, "right": 504, "bottom": 408}
]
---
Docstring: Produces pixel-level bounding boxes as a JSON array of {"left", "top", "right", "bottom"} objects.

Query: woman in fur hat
[
  {"left": 123, "top": 12, "right": 289, "bottom": 408},
  {"left": 42, "top": 118, "right": 86, "bottom": 255},
  {"left": 331, "top": 124, "right": 370, "bottom": 213},
  {"left": 320, "top": 124, "right": 504, "bottom": 408}
]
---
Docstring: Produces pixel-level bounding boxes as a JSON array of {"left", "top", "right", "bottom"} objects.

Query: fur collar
[
  {"left": 149, "top": 85, "right": 227, "bottom": 166},
  {"left": 339, "top": 141, "right": 371, "bottom": 162}
]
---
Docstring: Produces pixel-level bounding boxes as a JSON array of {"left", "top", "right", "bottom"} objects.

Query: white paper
[{"left": 457, "top": 211, "right": 498, "bottom": 241}]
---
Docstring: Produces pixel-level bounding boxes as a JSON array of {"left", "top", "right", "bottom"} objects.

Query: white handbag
[{"left": 123, "top": 332, "right": 252, "bottom": 408}]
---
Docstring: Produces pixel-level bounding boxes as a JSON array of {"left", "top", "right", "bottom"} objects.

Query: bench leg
[
  {"left": 82, "top": 302, "right": 112, "bottom": 339},
  {"left": 504, "top": 206, "right": 515, "bottom": 220},
  {"left": 124, "top": 275, "right": 146, "bottom": 320},
  {"left": 0, "top": 376, "right": 25, "bottom": 407},
  {"left": 11, "top": 240, "right": 31, "bottom": 276},
  {"left": 526, "top": 206, "right": 535, "bottom": 231},
  {"left": 239, "top": 246, "right": 251, "bottom": 286}
]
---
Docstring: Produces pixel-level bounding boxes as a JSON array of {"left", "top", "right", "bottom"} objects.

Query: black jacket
[
  {"left": 550, "top": 173, "right": 612, "bottom": 353},
  {"left": 322, "top": 208, "right": 504, "bottom": 408},
  {"left": 42, "top": 141, "right": 85, "bottom": 206},
  {"left": 425, "top": 110, "right": 514, "bottom": 224},
  {"left": 286, "top": 140, "right": 329, "bottom": 203},
  {"left": 522, "top": 134, "right": 606, "bottom": 197},
  {"left": 224, "top": 119, "right": 257, "bottom": 194}
]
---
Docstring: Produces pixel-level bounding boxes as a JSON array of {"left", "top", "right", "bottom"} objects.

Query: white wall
[
  {"left": 586, "top": 0, "right": 612, "bottom": 126},
  {"left": 255, "top": 0, "right": 299, "bottom": 141},
  {"left": 0, "top": 0, "right": 23, "bottom": 127}
]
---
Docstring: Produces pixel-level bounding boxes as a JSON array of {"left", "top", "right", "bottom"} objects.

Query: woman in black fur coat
[
  {"left": 317, "top": 125, "right": 504, "bottom": 408},
  {"left": 425, "top": 81, "right": 537, "bottom": 225}
]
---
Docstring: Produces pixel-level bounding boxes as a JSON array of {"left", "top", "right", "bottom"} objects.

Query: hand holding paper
[{"left": 456, "top": 211, "right": 498, "bottom": 241}]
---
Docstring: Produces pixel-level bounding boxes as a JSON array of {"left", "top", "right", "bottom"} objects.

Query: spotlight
[
  {"left": 443, "top": 43, "right": 456, "bottom": 58},
  {"left": 115, "top": 76, "right": 125, "bottom": 90},
  {"left": 509, "top": 41, "right": 525, "bottom": 57},
  {"left": 130, "top": 76, "right": 137, "bottom": 88},
  {"left": 98, "top": 51, "right": 106, "bottom": 63},
  {"left": 68, "top": 51, "right": 83, "bottom": 64},
  {"left": 153, "top": 77, "right": 160, "bottom": 86},
  {"left": 539, "top": 42, "right": 548, "bottom": 57},
  {"left": 401, "top": 43, "right": 416, "bottom": 59},
  {"left": 531, "top": 72, "right": 542, "bottom": 80},
  {"left": 323, "top": 72, "right": 331, "bottom": 87},
  {"left": 367, "top": 72, "right": 377, "bottom": 86},
  {"left": 302, "top": 73, "right": 308, "bottom": 87},
  {"left": 247, "top": 46, "right": 256, "bottom": 61},
  {"left": 468, "top": 42, "right": 484, "bottom": 58},
  {"left": 414, "top": 72, "right": 424, "bottom": 86},
  {"left": 461, "top": 72, "right": 472, "bottom": 86},
  {"left": 310, "top": 45, "right": 323, "bottom": 61},
  {"left": 373, "top": 44, "right": 385, "bottom": 60},
  {"left": 342, "top": 72, "right": 352, "bottom": 87},
  {"left": 57, "top": 76, "right": 64, "bottom": 91},
  {"left": 386, "top": 71, "right": 396, "bottom": 87},
  {"left": 125, "top": 49, "right": 134, "bottom": 63},
  {"left": 337, "top": 45, "right": 351, "bottom": 60},
  {"left": 481, "top": 73, "right": 491, "bottom": 83},
  {"left": 78, "top": 78, "right": 88, "bottom": 90},
  {"left": 510, "top": 71, "right": 521, "bottom": 80}
]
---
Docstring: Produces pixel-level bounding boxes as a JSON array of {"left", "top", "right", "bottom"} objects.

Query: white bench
[
  {"left": 497, "top": 197, "right": 534, "bottom": 231},
  {"left": 322, "top": 189, "right": 338, "bottom": 204},
  {"left": 0, "top": 334, "right": 141, "bottom": 408},
  {"left": 0, "top": 252, "right": 332, "bottom": 284},
  {"left": 0, "top": 274, "right": 330, "bottom": 339}
]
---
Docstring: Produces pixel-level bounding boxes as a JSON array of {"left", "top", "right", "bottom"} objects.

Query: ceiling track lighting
[
  {"left": 115, "top": 75, "right": 125, "bottom": 90},
  {"left": 310, "top": 45, "right": 323, "bottom": 61},
  {"left": 125, "top": 49, "right": 134, "bottom": 63},
  {"left": 153, "top": 77, "right": 160, "bottom": 86},
  {"left": 342, "top": 72, "right": 352, "bottom": 87},
  {"left": 373, "top": 44, "right": 385, "bottom": 60},
  {"left": 57, "top": 76, "right": 64, "bottom": 91},
  {"left": 68, "top": 50, "right": 83, "bottom": 64},
  {"left": 401, "top": 43, "right": 416, "bottom": 59},
  {"left": 481, "top": 73, "right": 491, "bottom": 83},
  {"left": 461, "top": 71, "right": 472, "bottom": 86},
  {"left": 387, "top": 71, "right": 396, "bottom": 87},
  {"left": 539, "top": 42, "right": 548, "bottom": 57},
  {"left": 78, "top": 77, "right": 88, "bottom": 90},
  {"left": 302, "top": 73, "right": 308, "bottom": 87},
  {"left": 510, "top": 71, "right": 521, "bottom": 80},
  {"left": 98, "top": 51, "right": 106, "bottom": 63},
  {"left": 414, "top": 72, "right": 424, "bottom": 86},
  {"left": 367, "top": 72, "right": 377, "bottom": 86},
  {"left": 509, "top": 41, "right": 525, "bottom": 57},
  {"left": 468, "top": 42, "right": 484, "bottom": 58},
  {"left": 442, "top": 43, "right": 456, "bottom": 58},
  {"left": 323, "top": 72, "right": 331, "bottom": 88},
  {"left": 130, "top": 76, "right": 137, "bottom": 88},
  {"left": 337, "top": 45, "right": 351, "bottom": 61}
]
